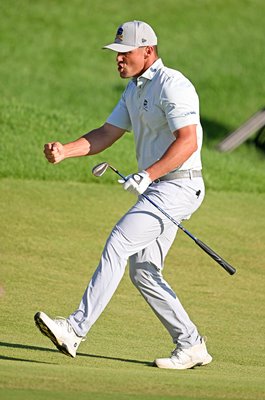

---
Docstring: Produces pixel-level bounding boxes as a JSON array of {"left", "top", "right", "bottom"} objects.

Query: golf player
[{"left": 35, "top": 20, "right": 212, "bottom": 370}]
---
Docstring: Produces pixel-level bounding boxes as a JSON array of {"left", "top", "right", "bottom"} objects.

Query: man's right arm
[{"left": 44, "top": 123, "right": 126, "bottom": 164}]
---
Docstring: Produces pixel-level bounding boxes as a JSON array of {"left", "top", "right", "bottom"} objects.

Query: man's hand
[
  {"left": 120, "top": 171, "right": 152, "bottom": 195},
  {"left": 44, "top": 142, "right": 65, "bottom": 164}
]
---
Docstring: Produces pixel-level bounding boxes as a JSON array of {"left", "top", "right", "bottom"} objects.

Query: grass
[
  {"left": 0, "top": 179, "right": 265, "bottom": 400},
  {"left": 1, "top": 99, "right": 264, "bottom": 192},
  {"left": 0, "top": 99, "right": 265, "bottom": 192},
  {"left": 0, "top": 0, "right": 265, "bottom": 399}
]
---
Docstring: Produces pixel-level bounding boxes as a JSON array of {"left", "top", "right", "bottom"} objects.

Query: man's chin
[{"left": 119, "top": 71, "right": 130, "bottom": 79}]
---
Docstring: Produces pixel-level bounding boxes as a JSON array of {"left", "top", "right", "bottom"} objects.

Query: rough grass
[{"left": 0, "top": 0, "right": 264, "bottom": 190}]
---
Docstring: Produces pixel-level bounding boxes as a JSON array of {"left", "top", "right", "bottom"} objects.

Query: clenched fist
[{"left": 44, "top": 142, "right": 65, "bottom": 164}]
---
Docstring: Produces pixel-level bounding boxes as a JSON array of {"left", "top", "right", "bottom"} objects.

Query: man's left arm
[{"left": 146, "top": 124, "right": 198, "bottom": 181}]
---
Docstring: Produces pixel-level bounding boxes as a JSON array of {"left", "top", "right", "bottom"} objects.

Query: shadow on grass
[
  {"left": 0, "top": 354, "right": 55, "bottom": 364},
  {"left": 0, "top": 342, "right": 153, "bottom": 366},
  {"left": 78, "top": 351, "right": 153, "bottom": 366}
]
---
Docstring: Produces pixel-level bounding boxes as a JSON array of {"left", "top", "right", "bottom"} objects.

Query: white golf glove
[{"left": 119, "top": 171, "right": 152, "bottom": 195}]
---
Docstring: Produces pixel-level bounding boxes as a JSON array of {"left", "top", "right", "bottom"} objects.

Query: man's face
[{"left": 116, "top": 47, "right": 148, "bottom": 79}]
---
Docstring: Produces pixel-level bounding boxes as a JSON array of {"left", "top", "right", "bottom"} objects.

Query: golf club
[{"left": 92, "top": 162, "right": 236, "bottom": 276}]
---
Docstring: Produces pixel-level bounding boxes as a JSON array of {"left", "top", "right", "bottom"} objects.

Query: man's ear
[{"left": 144, "top": 46, "right": 154, "bottom": 58}]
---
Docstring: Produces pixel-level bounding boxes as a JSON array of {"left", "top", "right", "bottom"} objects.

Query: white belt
[{"left": 155, "top": 170, "right": 202, "bottom": 182}]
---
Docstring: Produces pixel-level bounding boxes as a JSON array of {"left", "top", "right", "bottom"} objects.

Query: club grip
[{"left": 195, "top": 238, "right": 236, "bottom": 275}]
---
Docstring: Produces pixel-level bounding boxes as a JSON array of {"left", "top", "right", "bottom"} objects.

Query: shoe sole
[
  {"left": 190, "top": 355, "right": 213, "bottom": 368},
  {"left": 189, "top": 354, "right": 213, "bottom": 368},
  {"left": 200, "top": 354, "right": 213, "bottom": 366},
  {"left": 34, "top": 312, "right": 73, "bottom": 358},
  {"left": 155, "top": 361, "right": 203, "bottom": 369},
  {"left": 154, "top": 354, "right": 213, "bottom": 369}
]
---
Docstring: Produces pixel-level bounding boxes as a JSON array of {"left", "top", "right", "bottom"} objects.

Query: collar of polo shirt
[{"left": 133, "top": 58, "right": 163, "bottom": 86}]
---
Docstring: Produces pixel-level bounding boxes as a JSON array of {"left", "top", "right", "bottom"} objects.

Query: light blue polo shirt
[{"left": 107, "top": 58, "right": 203, "bottom": 171}]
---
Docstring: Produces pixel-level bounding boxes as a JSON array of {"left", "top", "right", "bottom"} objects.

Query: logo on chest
[{"left": 143, "top": 99, "right": 148, "bottom": 111}]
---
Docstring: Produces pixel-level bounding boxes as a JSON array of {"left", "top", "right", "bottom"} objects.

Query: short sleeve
[
  {"left": 161, "top": 76, "right": 200, "bottom": 133},
  {"left": 106, "top": 91, "right": 132, "bottom": 131}
]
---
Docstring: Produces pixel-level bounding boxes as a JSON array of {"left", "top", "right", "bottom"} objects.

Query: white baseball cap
[{"left": 103, "top": 20, "right": 157, "bottom": 52}]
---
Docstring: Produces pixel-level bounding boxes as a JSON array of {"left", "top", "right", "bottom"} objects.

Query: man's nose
[{"left": 116, "top": 53, "right": 124, "bottom": 62}]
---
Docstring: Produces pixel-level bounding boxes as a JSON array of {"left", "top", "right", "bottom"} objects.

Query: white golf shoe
[
  {"left": 34, "top": 311, "right": 84, "bottom": 358},
  {"left": 154, "top": 337, "right": 212, "bottom": 369}
]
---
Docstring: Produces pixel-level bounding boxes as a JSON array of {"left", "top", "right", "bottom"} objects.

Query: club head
[{"left": 92, "top": 162, "right": 109, "bottom": 177}]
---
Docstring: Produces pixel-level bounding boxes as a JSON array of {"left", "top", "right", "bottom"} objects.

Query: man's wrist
[{"left": 63, "top": 138, "right": 90, "bottom": 158}]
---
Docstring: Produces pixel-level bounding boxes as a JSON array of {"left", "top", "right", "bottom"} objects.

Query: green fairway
[
  {"left": 0, "top": 179, "right": 264, "bottom": 400},
  {"left": 1, "top": 0, "right": 265, "bottom": 399}
]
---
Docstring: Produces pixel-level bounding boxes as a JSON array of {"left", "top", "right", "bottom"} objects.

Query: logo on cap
[{"left": 115, "top": 27, "right": 123, "bottom": 42}]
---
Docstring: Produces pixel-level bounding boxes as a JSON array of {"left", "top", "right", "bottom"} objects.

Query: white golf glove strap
[{"left": 121, "top": 171, "right": 152, "bottom": 195}]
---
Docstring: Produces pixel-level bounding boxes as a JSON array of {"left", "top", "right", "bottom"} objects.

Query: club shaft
[
  {"left": 108, "top": 165, "right": 126, "bottom": 180},
  {"left": 142, "top": 193, "right": 235, "bottom": 274},
  {"left": 108, "top": 164, "right": 236, "bottom": 275}
]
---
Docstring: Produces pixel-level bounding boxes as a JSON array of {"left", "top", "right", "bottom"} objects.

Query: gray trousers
[{"left": 69, "top": 177, "right": 205, "bottom": 348}]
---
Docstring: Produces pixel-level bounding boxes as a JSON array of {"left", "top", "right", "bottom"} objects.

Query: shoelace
[
  {"left": 55, "top": 316, "right": 86, "bottom": 341},
  {"left": 171, "top": 347, "right": 183, "bottom": 358},
  {"left": 171, "top": 336, "right": 207, "bottom": 358},
  {"left": 54, "top": 316, "right": 73, "bottom": 332}
]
